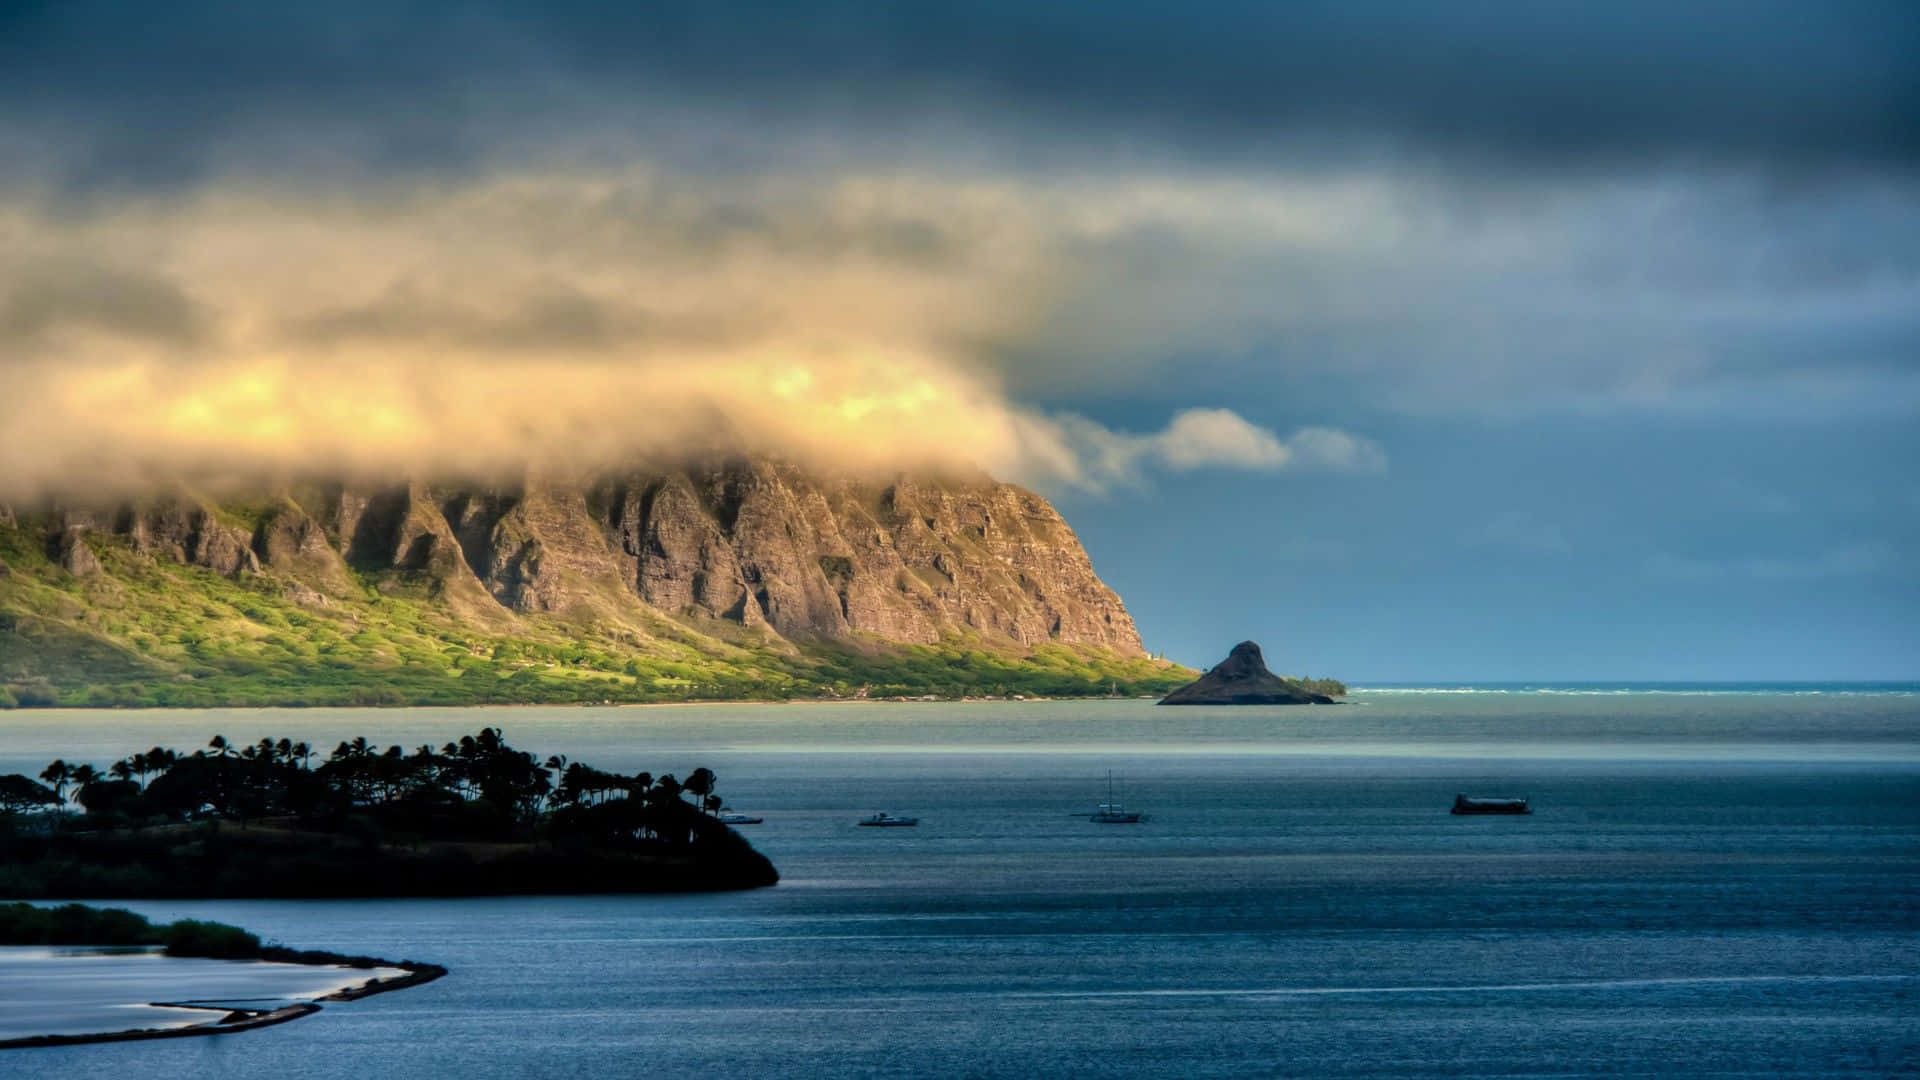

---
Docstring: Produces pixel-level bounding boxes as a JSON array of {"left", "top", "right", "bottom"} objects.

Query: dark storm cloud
[
  {"left": 0, "top": 257, "right": 207, "bottom": 347},
  {"left": 971, "top": 168, "right": 1920, "bottom": 416},
  {"left": 282, "top": 281, "right": 770, "bottom": 353},
  {"left": 2, "top": 1, "right": 1915, "bottom": 189}
]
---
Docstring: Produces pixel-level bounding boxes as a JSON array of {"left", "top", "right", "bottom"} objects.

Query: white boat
[
  {"left": 856, "top": 812, "right": 919, "bottom": 827},
  {"left": 717, "top": 812, "right": 763, "bottom": 825},
  {"left": 1088, "top": 771, "right": 1146, "bottom": 824}
]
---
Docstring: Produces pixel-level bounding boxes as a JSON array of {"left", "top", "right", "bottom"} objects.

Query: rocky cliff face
[
  {"left": 41, "top": 497, "right": 257, "bottom": 579},
  {"left": 18, "top": 457, "right": 1145, "bottom": 657},
  {"left": 585, "top": 459, "right": 1141, "bottom": 651}
]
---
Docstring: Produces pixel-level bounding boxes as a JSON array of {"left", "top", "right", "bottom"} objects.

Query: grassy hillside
[{"left": 0, "top": 521, "right": 1191, "bottom": 708}]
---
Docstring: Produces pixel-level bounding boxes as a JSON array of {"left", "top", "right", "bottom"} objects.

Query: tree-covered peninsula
[{"left": 0, "top": 728, "right": 777, "bottom": 897}]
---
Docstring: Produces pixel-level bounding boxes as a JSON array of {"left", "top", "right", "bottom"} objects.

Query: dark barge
[{"left": 1451, "top": 794, "right": 1532, "bottom": 815}]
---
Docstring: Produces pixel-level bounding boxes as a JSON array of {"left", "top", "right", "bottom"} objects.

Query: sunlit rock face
[
  {"left": 48, "top": 526, "right": 101, "bottom": 578},
  {"left": 117, "top": 498, "right": 260, "bottom": 578},
  {"left": 587, "top": 458, "right": 1143, "bottom": 652},
  {"left": 18, "top": 456, "right": 1145, "bottom": 656}
]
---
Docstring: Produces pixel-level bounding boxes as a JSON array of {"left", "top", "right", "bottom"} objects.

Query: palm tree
[
  {"left": 68, "top": 763, "right": 99, "bottom": 804},
  {"left": 552, "top": 762, "right": 583, "bottom": 806},
  {"left": 39, "top": 760, "right": 70, "bottom": 804},
  {"left": 540, "top": 755, "right": 569, "bottom": 809},
  {"left": 380, "top": 745, "right": 404, "bottom": 802},
  {"left": 109, "top": 758, "right": 135, "bottom": 784},
  {"left": 291, "top": 742, "right": 312, "bottom": 770},
  {"left": 208, "top": 734, "right": 232, "bottom": 758},
  {"left": 647, "top": 774, "right": 686, "bottom": 845},
  {"left": 684, "top": 767, "right": 716, "bottom": 814},
  {"left": 137, "top": 747, "right": 175, "bottom": 787}
]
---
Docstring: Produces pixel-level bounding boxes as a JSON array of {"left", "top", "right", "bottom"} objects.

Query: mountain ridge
[{"left": 0, "top": 456, "right": 1187, "bottom": 707}]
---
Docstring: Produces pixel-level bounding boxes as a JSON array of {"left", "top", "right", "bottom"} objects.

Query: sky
[{"left": 0, "top": 1, "right": 1915, "bottom": 679}]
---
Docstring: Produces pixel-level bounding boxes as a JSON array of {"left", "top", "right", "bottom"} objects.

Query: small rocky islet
[{"left": 1158, "top": 641, "right": 1343, "bottom": 705}]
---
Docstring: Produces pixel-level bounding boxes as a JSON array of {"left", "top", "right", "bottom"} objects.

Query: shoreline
[
  {"left": 2, "top": 685, "right": 1912, "bottom": 713},
  {"left": 0, "top": 955, "right": 446, "bottom": 1051},
  {"left": 0, "top": 693, "right": 1169, "bottom": 712}
]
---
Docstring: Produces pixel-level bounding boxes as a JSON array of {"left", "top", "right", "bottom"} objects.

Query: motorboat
[
  {"left": 717, "top": 812, "right": 763, "bottom": 825},
  {"left": 1451, "top": 794, "right": 1532, "bottom": 815},
  {"left": 856, "top": 812, "right": 919, "bottom": 827}
]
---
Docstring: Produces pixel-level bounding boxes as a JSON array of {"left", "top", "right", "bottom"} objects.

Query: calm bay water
[{"left": 2, "top": 690, "right": 1917, "bottom": 1076}]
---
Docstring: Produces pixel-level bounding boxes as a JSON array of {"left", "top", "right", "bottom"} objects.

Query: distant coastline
[
  {"left": 0, "top": 691, "right": 1168, "bottom": 712},
  {"left": 4, "top": 682, "right": 1915, "bottom": 713},
  {"left": 0, "top": 671, "right": 1192, "bottom": 711}
]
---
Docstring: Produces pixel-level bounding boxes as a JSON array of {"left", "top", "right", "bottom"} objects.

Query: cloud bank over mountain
[{"left": 0, "top": 171, "right": 1392, "bottom": 499}]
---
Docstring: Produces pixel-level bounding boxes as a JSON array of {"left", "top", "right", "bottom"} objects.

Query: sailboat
[{"left": 1089, "top": 770, "right": 1146, "bottom": 824}]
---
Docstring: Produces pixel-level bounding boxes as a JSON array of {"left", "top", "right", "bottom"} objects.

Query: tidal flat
[{"left": 0, "top": 947, "right": 410, "bottom": 1042}]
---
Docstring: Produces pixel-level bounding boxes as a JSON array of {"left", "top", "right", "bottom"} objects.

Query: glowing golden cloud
[{"left": 0, "top": 169, "right": 1383, "bottom": 500}]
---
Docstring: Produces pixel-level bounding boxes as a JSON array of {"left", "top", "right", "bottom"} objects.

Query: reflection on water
[{"left": 1, "top": 694, "right": 1916, "bottom": 1076}]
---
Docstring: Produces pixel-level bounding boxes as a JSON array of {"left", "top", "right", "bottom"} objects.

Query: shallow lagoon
[
  {"left": 2, "top": 692, "right": 1916, "bottom": 1076},
  {"left": 0, "top": 948, "right": 406, "bottom": 1040}
]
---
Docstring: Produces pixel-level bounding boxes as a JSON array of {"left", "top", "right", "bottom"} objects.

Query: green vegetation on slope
[
  {"left": 0, "top": 901, "right": 260, "bottom": 958},
  {"left": 0, "top": 522, "right": 1192, "bottom": 708}
]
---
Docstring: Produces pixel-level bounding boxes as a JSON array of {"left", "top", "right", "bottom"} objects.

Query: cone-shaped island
[{"left": 1158, "top": 641, "right": 1341, "bottom": 705}]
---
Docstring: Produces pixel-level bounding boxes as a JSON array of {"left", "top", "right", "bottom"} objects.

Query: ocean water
[{"left": 1, "top": 691, "right": 1916, "bottom": 1077}]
